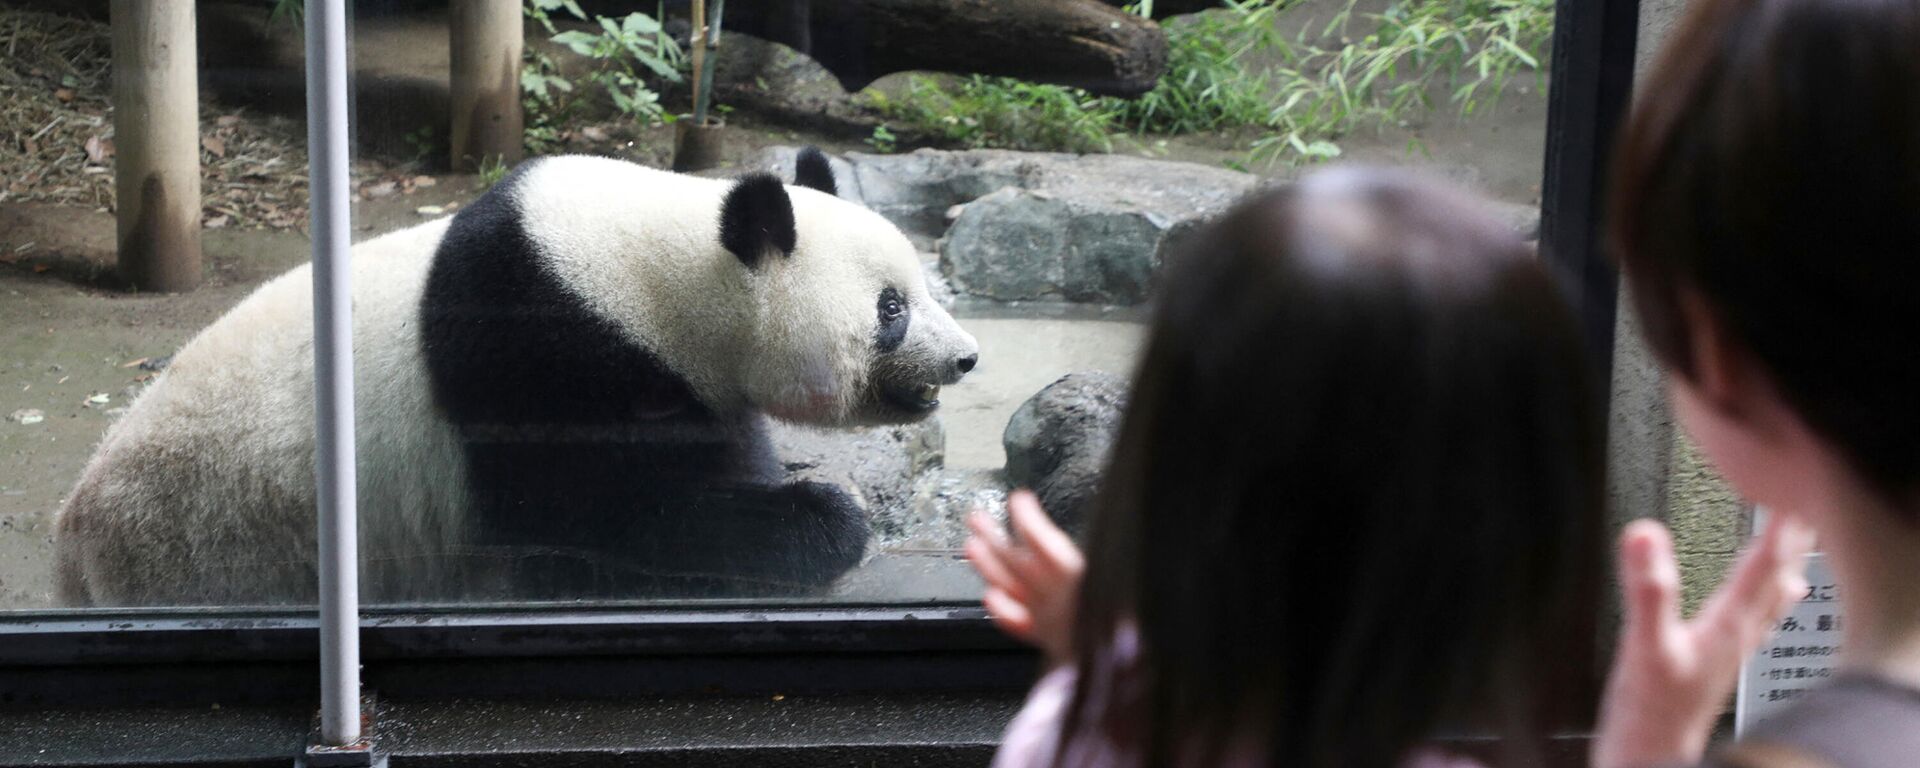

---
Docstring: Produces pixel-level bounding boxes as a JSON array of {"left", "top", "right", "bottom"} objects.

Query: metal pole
[{"left": 305, "top": 0, "right": 360, "bottom": 748}]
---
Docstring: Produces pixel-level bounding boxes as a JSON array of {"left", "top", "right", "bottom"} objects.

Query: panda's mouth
[{"left": 882, "top": 382, "right": 942, "bottom": 413}]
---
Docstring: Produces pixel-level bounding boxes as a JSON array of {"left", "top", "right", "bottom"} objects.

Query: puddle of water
[{"left": 940, "top": 311, "right": 1145, "bottom": 470}]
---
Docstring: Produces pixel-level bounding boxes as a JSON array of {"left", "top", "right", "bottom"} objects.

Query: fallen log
[{"left": 589, "top": 0, "right": 1171, "bottom": 97}]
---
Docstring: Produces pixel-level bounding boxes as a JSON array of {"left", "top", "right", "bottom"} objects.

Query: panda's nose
[{"left": 955, "top": 354, "right": 978, "bottom": 375}]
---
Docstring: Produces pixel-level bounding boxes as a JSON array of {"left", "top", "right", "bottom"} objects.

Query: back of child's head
[
  {"left": 1064, "top": 168, "right": 1604, "bottom": 768},
  {"left": 1609, "top": 0, "right": 1920, "bottom": 512}
]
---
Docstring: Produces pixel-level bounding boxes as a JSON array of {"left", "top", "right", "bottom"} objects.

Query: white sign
[{"left": 1734, "top": 551, "right": 1840, "bottom": 735}]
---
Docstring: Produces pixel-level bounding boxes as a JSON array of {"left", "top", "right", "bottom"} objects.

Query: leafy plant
[
  {"left": 870, "top": 0, "right": 1553, "bottom": 167},
  {"left": 871, "top": 75, "right": 1117, "bottom": 154},
  {"left": 521, "top": 0, "right": 684, "bottom": 153},
  {"left": 1110, "top": 1, "right": 1280, "bottom": 135},
  {"left": 1243, "top": 0, "right": 1554, "bottom": 164},
  {"left": 403, "top": 125, "right": 438, "bottom": 162},
  {"left": 866, "top": 124, "right": 898, "bottom": 154},
  {"left": 478, "top": 154, "right": 510, "bottom": 188}
]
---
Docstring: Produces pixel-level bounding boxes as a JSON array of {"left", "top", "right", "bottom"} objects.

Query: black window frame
[{"left": 0, "top": 0, "right": 1641, "bottom": 760}]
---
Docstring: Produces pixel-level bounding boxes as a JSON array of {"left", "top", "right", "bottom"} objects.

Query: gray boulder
[
  {"left": 738, "top": 146, "right": 1031, "bottom": 248},
  {"left": 940, "top": 189, "right": 1167, "bottom": 304},
  {"left": 1002, "top": 371, "right": 1130, "bottom": 535},
  {"left": 845, "top": 152, "right": 1034, "bottom": 241},
  {"left": 737, "top": 148, "right": 1258, "bottom": 284},
  {"left": 738, "top": 146, "right": 1537, "bottom": 305},
  {"left": 768, "top": 417, "right": 946, "bottom": 542}
]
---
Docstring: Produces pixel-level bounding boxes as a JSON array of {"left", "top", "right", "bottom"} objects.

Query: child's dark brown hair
[{"left": 1059, "top": 169, "right": 1605, "bottom": 768}]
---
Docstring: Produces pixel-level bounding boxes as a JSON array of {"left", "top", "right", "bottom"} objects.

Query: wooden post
[
  {"left": 450, "top": 0, "right": 524, "bottom": 172},
  {"left": 111, "top": 0, "right": 202, "bottom": 292}
]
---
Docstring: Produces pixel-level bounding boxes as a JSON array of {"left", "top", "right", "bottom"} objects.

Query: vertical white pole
[{"left": 305, "top": 0, "right": 360, "bottom": 748}]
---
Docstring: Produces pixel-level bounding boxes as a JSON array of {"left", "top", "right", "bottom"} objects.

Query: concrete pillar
[
  {"left": 450, "top": 0, "right": 524, "bottom": 172},
  {"left": 111, "top": 0, "right": 202, "bottom": 292},
  {"left": 1606, "top": 0, "right": 1753, "bottom": 614}
]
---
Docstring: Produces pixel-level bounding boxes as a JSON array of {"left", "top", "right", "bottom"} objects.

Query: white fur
[
  {"left": 55, "top": 219, "right": 474, "bottom": 605},
  {"left": 515, "top": 156, "right": 974, "bottom": 424},
  {"left": 53, "top": 155, "right": 977, "bottom": 605}
]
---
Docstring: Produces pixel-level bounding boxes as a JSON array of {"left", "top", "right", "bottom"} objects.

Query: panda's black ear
[
  {"left": 794, "top": 147, "right": 837, "bottom": 197},
  {"left": 719, "top": 172, "right": 797, "bottom": 269}
]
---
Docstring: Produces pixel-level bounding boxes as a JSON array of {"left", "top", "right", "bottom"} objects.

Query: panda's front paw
[
  {"left": 787, "top": 466, "right": 868, "bottom": 519},
  {"left": 781, "top": 478, "right": 872, "bottom": 580}
]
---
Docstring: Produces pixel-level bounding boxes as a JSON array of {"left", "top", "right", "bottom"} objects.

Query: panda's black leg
[
  {"left": 774, "top": 479, "right": 871, "bottom": 583},
  {"left": 629, "top": 480, "right": 869, "bottom": 595}
]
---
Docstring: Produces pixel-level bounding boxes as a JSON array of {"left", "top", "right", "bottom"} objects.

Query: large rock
[
  {"left": 769, "top": 417, "right": 946, "bottom": 541},
  {"left": 737, "top": 148, "right": 1258, "bottom": 285},
  {"left": 941, "top": 188, "right": 1170, "bottom": 304},
  {"left": 1002, "top": 371, "right": 1130, "bottom": 535},
  {"left": 738, "top": 147, "right": 1537, "bottom": 305},
  {"left": 738, "top": 146, "right": 1032, "bottom": 246},
  {"left": 910, "top": 152, "right": 1255, "bottom": 305}
]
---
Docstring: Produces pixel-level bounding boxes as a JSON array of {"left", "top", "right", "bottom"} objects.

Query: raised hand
[
  {"left": 964, "top": 489, "right": 1086, "bottom": 667},
  {"left": 1591, "top": 513, "right": 1817, "bottom": 768}
]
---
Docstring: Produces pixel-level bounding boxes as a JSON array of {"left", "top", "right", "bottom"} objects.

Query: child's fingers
[
  {"left": 983, "top": 586, "right": 1036, "bottom": 641},
  {"left": 1618, "top": 519, "right": 1682, "bottom": 652},
  {"left": 965, "top": 535, "right": 1029, "bottom": 601},
  {"left": 1699, "top": 513, "right": 1814, "bottom": 647},
  {"left": 967, "top": 508, "right": 1009, "bottom": 546},
  {"left": 1008, "top": 489, "right": 1084, "bottom": 576}
]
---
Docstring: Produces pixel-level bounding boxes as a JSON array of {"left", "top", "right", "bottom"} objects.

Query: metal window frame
[
  {"left": 1541, "top": 0, "right": 1642, "bottom": 377},
  {"left": 0, "top": 0, "right": 1642, "bottom": 750}
]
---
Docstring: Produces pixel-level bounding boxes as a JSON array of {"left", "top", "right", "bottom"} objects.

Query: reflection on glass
[{"left": 4, "top": 0, "right": 1552, "bottom": 608}]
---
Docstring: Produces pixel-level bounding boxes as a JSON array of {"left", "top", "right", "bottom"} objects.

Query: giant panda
[{"left": 51, "top": 148, "right": 979, "bottom": 606}]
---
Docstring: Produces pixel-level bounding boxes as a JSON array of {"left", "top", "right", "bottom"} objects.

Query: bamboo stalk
[{"left": 689, "top": 0, "right": 707, "bottom": 125}]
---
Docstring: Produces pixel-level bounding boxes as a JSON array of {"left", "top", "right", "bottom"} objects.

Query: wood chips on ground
[{"left": 0, "top": 7, "right": 402, "bottom": 231}]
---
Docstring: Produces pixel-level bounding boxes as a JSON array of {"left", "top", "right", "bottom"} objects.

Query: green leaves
[
  {"left": 551, "top": 30, "right": 599, "bottom": 56},
  {"left": 867, "top": 0, "right": 1551, "bottom": 168},
  {"left": 521, "top": 0, "right": 684, "bottom": 143}
]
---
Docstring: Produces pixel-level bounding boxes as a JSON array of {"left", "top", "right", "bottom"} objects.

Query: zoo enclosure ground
[{"left": 0, "top": 0, "right": 1548, "bottom": 609}]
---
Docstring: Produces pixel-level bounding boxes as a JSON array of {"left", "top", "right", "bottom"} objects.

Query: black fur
[
  {"left": 875, "top": 287, "right": 908, "bottom": 353},
  {"left": 419, "top": 161, "right": 866, "bottom": 598},
  {"left": 794, "top": 147, "right": 838, "bottom": 197},
  {"left": 719, "top": 173, "right": 796, "bottom": 268}
]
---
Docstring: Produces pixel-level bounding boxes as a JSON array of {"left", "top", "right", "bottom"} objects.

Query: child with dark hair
[
  {"left": 1593, "top": 1, "right": 1920, "bottom": 766},
  {"left": 968, "top": 168, "right": 1810, "bottom": 767}
]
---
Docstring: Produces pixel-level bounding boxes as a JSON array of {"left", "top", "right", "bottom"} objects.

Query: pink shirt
[{"left": 993, "top": 651, "right": 1487, "bottom": 768}]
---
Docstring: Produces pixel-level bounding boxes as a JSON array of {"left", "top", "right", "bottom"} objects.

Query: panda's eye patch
[
  {"left": 874, "top": 288, "right": 909, "bottom": 352},
  {"left": 878, "top": 289, "right": 907, "bottom": 322}
]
